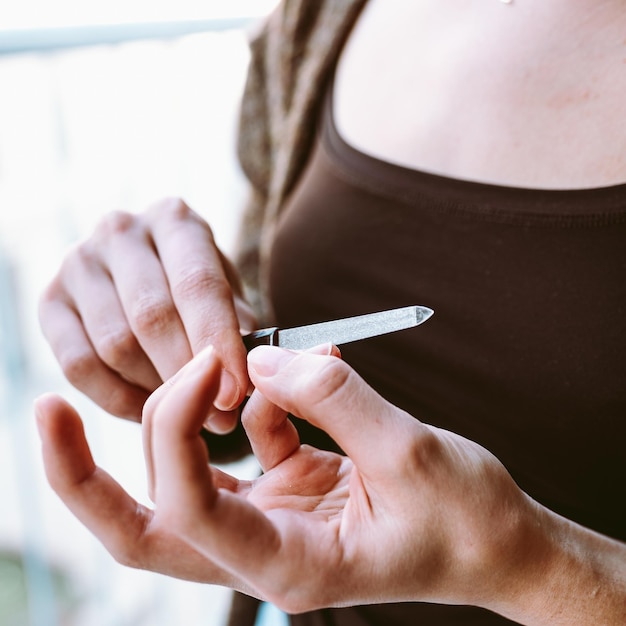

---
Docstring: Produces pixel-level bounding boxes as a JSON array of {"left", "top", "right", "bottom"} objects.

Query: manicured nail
[
  {"left": 305, "top": 342, "right": 334, "bottom": 355},
  {"left": 204, "top": 409, "right": 238, "bottom": 434},
  {"left": 215, "top": 369, "right": 241, "bottom": 411},
  {"left": 247, "top": 346, "right": 297, "bottom": 378}
]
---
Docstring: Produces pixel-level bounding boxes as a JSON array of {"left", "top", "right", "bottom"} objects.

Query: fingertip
[
  {"left": 203, "top": 408, "right": 239, "bottom": 434},
  {"left": 214, "top": 368, "right": 243, "bottom": 412},
  {"left": 305, "top": 342, "right": 342, "bottom": 358},
  {"left": 33, "top": 393, "right": 79, "bottom": 439},
  {"left": 175, "top": 344, "right": 222, "bottom": 391},
  {"left": 33, "top": 394, "right": 50, "bottom": 439},
  {"left": 247, "top": 346, "right": 298, "bottom": 378},
  {"left": 152, "top": 344, "right": 225, "bottom": 440},
  {"left": 247, "top": 344, "right": 341, "bottom": 382},
  {"left": 34, "top": 391, "right": 64, "bottom": 414},
  {"left": 34, "top": 392, "right": 53, "bottom": 424},
  {"left": 33, "top": 393, "right": 96, "bottom": 490}
]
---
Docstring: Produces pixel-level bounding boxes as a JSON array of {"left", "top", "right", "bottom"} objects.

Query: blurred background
[{"left": 0, "top": 1, "right": 280, "bottom": 624}]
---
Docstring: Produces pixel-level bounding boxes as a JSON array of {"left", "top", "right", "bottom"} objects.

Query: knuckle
[
  {"left": 296, "top": 357, "right": 353, "bottom": 410},
  {"left": 130, "top": 295, "right": 177, "bottom": 337},
  {"left": 56, "top": 240, "right": 98, "bottom": 280},
  {"left": 160, "top": 196, "right": 187, "bottom": 212},
  {"left": 158, "top": 507, "right": 198, "bottom": 541},
  {"left": 164, "top": 196, "right": 192, "bottom": 219},
  {"left": 108, "top": 513, "right": 150, "bottom": 569},
  {"left": 94, "top": 210, "right": 137, "bottom": 239},
  {"left": 93, "top": 326, "right": 139, "bottom": 369},
  {"left": 152, "top": 197, "right": 195, "bottom": 222},
  {"left": 402, "top": 427, "right": 443, "bottom": 476},
  {"left": 172, "top": 265, "right": 232, "bottom": 303},
  {"left": 59, "top": 349, "right": 144, "bottom": 419},
  {"left": 148, "top": 197, "right": 216, "bottom": 240},
  {"left": 102, "top": 387, "right": 144, "bottom": 421},
  {"left": 58, "top": 348, "right": 98, "bottom": 388},
  {"left": 38, "top": 278, "right": 64, "bottom": 314}
]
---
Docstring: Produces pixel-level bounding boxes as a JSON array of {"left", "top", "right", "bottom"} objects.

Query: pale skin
[
  {"left": 335, "top": 0, "right": 626, "bottom": 189},
  {"left": 38, "top": 198, "right": 256, "bottom": 432},
  {"left": 36, "top": 345, "right": 626, "bottom": 623},
  {"left": 36, "top": 0, "right": 626, "bottom": 622}
]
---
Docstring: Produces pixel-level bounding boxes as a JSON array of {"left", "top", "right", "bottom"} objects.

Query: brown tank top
[{"left": 268, "top": 85, "right": 626, "bottom": 626}]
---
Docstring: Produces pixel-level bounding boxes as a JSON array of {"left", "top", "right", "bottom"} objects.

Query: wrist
[
  {"left": 460, "top": 492, "right": 552, "bottom": 619},
  {"left": 483, "top": 495, "right": 561, "bottom": 623},
  {"left": 479, "top": 496, "right": 626, "bottom": 625}
]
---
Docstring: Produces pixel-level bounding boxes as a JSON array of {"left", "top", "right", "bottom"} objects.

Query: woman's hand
[
  {"left": 35, "top": 345, "right": 626, "bottom": 622},
  {"left": 38, "top": 197, "right": 255, "bottom": 431}
]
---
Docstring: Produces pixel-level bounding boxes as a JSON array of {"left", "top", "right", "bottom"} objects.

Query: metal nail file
[{"left": 242, "top": 305, "right": 434, "bottom": 352}]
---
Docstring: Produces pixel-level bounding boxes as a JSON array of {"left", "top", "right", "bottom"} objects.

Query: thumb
[{"left": 247, "top": 346, "right": 424, "bottom": 473}]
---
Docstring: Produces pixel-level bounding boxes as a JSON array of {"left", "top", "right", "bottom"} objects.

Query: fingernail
[
  {"left": 204, "top": 409, "right": 238, "bottom": 434},
  {"left": 305, "top": 342, "right": 333, "bottom": 355},
  {"left": 247, "top": 346, "right": 297, "bottom": 378},
  {"left": 215, "top": 369, "right": 241, "bottom": 411}
]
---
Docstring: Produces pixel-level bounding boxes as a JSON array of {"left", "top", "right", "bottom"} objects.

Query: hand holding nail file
[{"left": 242, "top": 305, "right": 434, "bottom": 351}]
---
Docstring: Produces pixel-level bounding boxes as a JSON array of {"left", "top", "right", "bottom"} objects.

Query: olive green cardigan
[{"left": 234, "top": 0, "right": 367, "bottom": 323}]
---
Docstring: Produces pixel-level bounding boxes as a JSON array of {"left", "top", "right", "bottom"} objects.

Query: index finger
[
  {"left": 34, "top": 393, "right": 245, "bottom": 587},
  {"left": 147, "top": 346, "right": 282, "bottom": 583},
  {"left": 147, "top": 199, "right": 248, "bottom": 411},
  {"left": 241, "top": 389, "right": 299, "bottom": 472}
]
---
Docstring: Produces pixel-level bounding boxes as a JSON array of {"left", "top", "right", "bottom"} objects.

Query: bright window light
[{"left": 0, "top": 0, "right": 280, "bottom": 29}]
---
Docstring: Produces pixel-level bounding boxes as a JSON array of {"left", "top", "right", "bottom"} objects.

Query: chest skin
[{"left": 334, "top": 0, "right": 626, "bottom": 190}]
